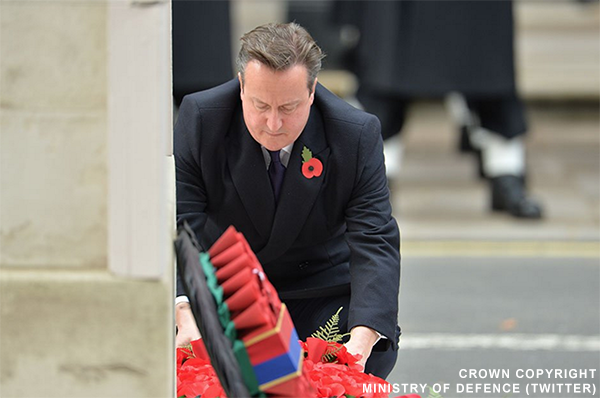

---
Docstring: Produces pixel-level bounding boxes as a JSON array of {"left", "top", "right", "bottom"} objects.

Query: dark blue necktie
[{"left": 268, "top": 150, "right": 286, "bottom": 203}]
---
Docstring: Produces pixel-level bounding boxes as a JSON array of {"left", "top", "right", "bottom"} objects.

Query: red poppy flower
[
  {"left": 336, "top": 348, "right": 363, "bottom": 370},
  {"left": 177, "top": 346, "right": 193, "bottom": 367},
  {"left": 176, "top": 346, "right": 226, "bottom": 398},
  {"left": 306, "top": 337, "right": 329, "bottom": 362},
  {"left": 302, "top": 157, "right": 323, "bottom": 179}
]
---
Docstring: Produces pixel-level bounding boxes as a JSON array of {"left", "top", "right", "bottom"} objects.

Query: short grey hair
[{"left": 236, "top": 22, "right": 325, "bottom": 93}]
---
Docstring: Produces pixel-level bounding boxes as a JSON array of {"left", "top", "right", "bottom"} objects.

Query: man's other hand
[
  {"left": 344, "top": 325, "right": 379, "bottom": 370},
  {"left": 175, "top": 302, "right": 201, "bottom": 347}
]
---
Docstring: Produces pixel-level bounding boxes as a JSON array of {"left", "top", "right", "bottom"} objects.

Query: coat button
[{"left": 298, "top": 262, "right": 309, "bottom": 270}]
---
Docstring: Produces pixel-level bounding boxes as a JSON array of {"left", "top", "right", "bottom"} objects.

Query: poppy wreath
[
  {"left": 177, "top": 226, "right": 313, "bottom": 397},
  {"left": 176, "top": 226, "right": 420, "bottom": 398},
  {"left": 177, "top": 326, "right": 422, "bottom": 398}
]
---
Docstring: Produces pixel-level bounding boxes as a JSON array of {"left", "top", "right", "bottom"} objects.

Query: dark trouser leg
[
  {"left": 285, "top": 294, "right": 398, "bottom": 379},
  {"left": 356, "top": 87, "right": 410, "bottom": 141},
  {"left": 466, "top": 94, "right": 527, "bottom": 139}
]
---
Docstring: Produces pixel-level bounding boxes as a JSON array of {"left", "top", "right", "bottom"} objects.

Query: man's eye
[
  {"left": 256, "top": 105, "right": 269, "bottom": 111},
  {"left": 281, "top": 106, "right": 295, "bottom": 113}
]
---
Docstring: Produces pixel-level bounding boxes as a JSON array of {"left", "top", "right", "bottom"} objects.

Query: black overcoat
[{"left": 339, "top": 0, "right": 518, "bottom": 97}]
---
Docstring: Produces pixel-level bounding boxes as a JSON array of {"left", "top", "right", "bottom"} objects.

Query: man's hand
[
  {"left": 344, "top": 326, "right": 379, "bottom": 370},
  {"left": 175, "top": 302, "right": 201, "bottom": 347}
]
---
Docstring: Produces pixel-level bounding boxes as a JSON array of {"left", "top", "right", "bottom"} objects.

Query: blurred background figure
[
  {"left": 329, "top": 0, "right": 543, "bottom": 219},
  {"left": 172, "top": 0, "right": 233, "bottom": 109}
]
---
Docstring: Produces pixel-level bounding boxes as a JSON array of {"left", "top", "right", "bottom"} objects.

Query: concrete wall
[{"left": 0, "top": 1, "right": 174, "bottom": 397}]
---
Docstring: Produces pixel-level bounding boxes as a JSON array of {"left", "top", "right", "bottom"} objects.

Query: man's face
[{"left": 239, "top": 60, "right": 316, "bottom": 151}]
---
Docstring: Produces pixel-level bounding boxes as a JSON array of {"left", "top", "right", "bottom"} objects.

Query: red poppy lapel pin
[{"left": 301, "top": 146, "right": 323, "bottom": 179}]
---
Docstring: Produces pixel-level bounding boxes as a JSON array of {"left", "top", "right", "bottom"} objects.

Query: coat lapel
[
  {"left": 257, "top": 107, "right": 329, "bottom": 264},
  {"left": 226, "top": 112, "right": 275, "bottom": 241}
]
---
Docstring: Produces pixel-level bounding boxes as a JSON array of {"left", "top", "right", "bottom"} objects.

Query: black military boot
[{"left": 490, "top": 175, "right": 543, "bottom": 219}]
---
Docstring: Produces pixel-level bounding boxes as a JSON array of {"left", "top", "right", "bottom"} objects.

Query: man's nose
[{"left": 266, "top": 109, "right": 283, "bottom": 132}]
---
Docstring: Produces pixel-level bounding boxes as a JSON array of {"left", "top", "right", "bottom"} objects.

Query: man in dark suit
[{"left": 174, "top": 22, "right": 400, "bottom": 378}]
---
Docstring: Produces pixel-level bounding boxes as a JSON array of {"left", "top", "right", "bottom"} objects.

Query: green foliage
[
  {"left": 322, "top": 342, "right": 345, "bottom": 363},
  {"left": 311, "top": 307, "right": 349, "bottom": 343},
  {"left": 302, "top": 146, "right": 313, "bottom": 162},
  {"left": 310, "top": 307, "right": 351, "bottom": 363}
]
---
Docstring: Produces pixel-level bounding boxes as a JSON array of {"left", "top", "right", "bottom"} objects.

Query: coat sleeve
[
  {"left": 344, "top": 114, "right": 401, "bottom": 348},
  {"left": 174, "top": 95, "right": 208, "bottom": 296}
]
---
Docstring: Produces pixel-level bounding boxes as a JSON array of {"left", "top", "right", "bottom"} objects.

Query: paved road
[{"left": 387, "top": 256, "right": 600, "bottom": 398}]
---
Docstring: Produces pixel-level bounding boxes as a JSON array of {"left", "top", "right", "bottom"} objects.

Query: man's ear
[
  {"left": 309, "top": 78, "right": 318, "bottom": 104},
  {"left": 238, "top": 72, "right": 244, "bottom": 96}
]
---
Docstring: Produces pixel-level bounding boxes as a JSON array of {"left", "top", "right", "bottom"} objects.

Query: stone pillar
[{"left": 0, "top": 1, "right": 174, "bottom": 397}]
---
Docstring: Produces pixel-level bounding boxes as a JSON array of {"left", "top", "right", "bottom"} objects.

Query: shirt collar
[{"left": 261, "top": 142, "right": 294, "bottom": 168}]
